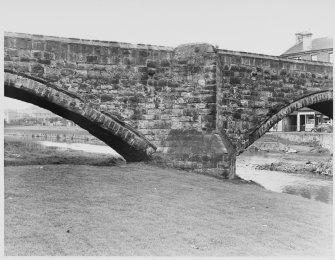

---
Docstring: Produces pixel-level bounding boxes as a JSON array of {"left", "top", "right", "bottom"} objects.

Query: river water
[
  {"left": 5, "top": 134, "right": 333, "bottom": 204},
  {"left": 237, "top": 152, "right": 332, "bottom": 204}
]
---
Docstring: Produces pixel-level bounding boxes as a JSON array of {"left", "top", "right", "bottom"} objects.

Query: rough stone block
[
  {"left": 16, "top": 38, "right": 32, "bottom": 50},
  {"left": 87, "top": 56, "right": 98, "bottom": 63}
]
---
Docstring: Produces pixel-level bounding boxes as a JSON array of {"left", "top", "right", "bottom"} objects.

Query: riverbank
[
  {"left": 5, "top": 163, "right": 333, "bottom": 256},
  {"left": 266, "top": 131, "right": 333, "bottom": 153},
  {"left": 5, "top": 125, "right": 90, "bottom": 135},
  {"left": 4, "top": 125, "right": 102, "bottom": 143},
  {"left": 4, "top": 139, "right": 123, "bottom": 167},
  {"left": 5, "top": 125, "right": 333, "bottom": 178},
  {"left": 237, "top": 151, "right": 333, "bottom": 204},
  {"left": 247, "top": 133, "right": 333, "bottom": 177},
  {"left": 255, "top": 159, "right": 333, "bottom": 177},
  {"left": 4, "top": 127, "right": 333, "bottom": 255}
]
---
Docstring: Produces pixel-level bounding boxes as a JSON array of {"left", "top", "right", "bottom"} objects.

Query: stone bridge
[{"left": 4, "top": 32, "right": 333, "bottom": 178}]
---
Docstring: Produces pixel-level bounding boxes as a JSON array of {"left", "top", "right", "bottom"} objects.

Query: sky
[{"left": 1, "top": 0, "right": 334, "bottom": 110}]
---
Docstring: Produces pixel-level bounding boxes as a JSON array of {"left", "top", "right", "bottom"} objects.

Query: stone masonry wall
[
  {"left": 4, "top": 32, "right": 333, "bottom": 178},
  {"left": 4, "top": 33, "right": 226, "bottom": 175},
  {"left": 216, "top": 49, "right": 333, "bottom": 153}
]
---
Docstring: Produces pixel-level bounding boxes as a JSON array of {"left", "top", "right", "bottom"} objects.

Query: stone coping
[
  {"left": 5, "top": 32, "right": 332, "bottom": 67},
  {"left": 217, "top": 49, "right": 333, "bottom": 66},
  {"left": 4, "top": 32, "right": 174, "bottom": 52}
]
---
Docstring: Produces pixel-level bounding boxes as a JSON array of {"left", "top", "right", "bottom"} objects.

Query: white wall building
[{"left": 270, "top": 107, "right": 332, "bottom": 132}]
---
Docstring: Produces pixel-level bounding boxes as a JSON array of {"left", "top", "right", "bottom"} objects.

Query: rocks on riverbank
[
  {"left": 255, "top": 158, "right": 333, "bottom": 177},
  {"left": 246, "top": 132, "right": 333, "bottom": 177}
]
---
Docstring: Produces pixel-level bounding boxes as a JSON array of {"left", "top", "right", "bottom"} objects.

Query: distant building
[
  {"left": 28, "top": 106, "right": 58, "bottom": 119},
  {"left": 4, "top": 105, "right": 77, "bottom": 127},
  {"left": 4, "top": 110, "right": 14, "bottom": 123},
  {"left": 4, "top": 109, "right": 28, "bottom": 124},
  {"left": 270, "top": 107, "right": 332, "bottom": 132},
  {"left": 281, "top": 32, "right": 333, "bottom": 63},
  {"left": 270, "top": 32, "right": 333, "bottom": 132}
]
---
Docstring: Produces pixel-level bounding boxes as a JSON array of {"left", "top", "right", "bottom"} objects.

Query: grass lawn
[{"left": 4, "top": 163, "right": 333, "bottom": 256}]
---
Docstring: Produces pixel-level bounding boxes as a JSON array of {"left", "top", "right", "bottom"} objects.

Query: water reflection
[
  {"left": 282, "top": 185, "right": 331, "bottom": 203},
  {"left": 237, "top": 153, "right": 333, "bottom": 204},
  {"left": 282, "top": 186, "right": 312, "bottom": 199}
]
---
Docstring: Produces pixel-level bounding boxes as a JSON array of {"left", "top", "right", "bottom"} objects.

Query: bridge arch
[
  {"left": 247, "top": 90, "right": 333, "bottom": 149},
  {"left": 4, "top": 70, "right": 156, "bottom": 161}
]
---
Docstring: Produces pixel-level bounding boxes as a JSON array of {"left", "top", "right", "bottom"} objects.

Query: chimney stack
[{"left": 295, "top": 31, "right": 313, "bottom": 51}]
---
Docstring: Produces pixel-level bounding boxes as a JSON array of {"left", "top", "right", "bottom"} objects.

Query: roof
[
  {"left": 289, "top": 107, "right": 322, "bottom": 115},
  {"left": 281, "top": 37, "right": 333, "bottom": 56}
]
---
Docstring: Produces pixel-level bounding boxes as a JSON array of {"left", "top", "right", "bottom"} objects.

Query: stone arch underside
[
  {"left": 247, "top": 90, "right": 333, "bottom": 149},
  {"left": 4, "top": 71, "right": 156, "bottom": 161},
  {"left": 308, "top": 101, "right": 333, "bottom": 118}
]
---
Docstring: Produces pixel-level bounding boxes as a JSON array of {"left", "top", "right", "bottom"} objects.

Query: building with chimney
[
  {"left": 269, "top": 32, "right": 333, "bottom": 132},
  {"left": 280, "top": 31, "right": 333, "bottom": 62}
]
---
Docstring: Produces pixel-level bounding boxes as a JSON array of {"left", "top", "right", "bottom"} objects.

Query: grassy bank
[
  {"left": 5, "top": 163, "right": 333, "bottom": 256},
  {"left": 4, "top": 130, "right": 333, "bottom": 256},
  {"left": 4, "top": 139, "right": 123, "bottom": 167}
]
